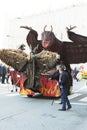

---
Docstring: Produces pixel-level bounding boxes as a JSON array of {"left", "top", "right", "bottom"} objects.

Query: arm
[{"left": 50, "top": 71, "right": 59, "bottom": 81}]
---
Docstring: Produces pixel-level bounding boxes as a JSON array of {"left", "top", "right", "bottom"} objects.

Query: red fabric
[
  {"left": 19, "top": 75, "right": 26, "bottom": 91},
  {"left": 10, "top": 70, "right": 20, "bottom": 85},
  {"left": 40, "top": 76, "right": 60, "bottom": 97}
]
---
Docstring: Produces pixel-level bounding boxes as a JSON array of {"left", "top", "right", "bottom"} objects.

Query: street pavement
[
  {"left": 0, "top": 79, "right": 87, "bottom": 99},
  {"left": 0, "top": 79, "right": 87, "bottom": 130}
]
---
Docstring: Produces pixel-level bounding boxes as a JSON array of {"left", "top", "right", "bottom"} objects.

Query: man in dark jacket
[
  {"left": 58, "top": 65, "right": 72, "bottom": 111},
  {"left": 50, "top": 65, "right": 72, "bottom": 111}
]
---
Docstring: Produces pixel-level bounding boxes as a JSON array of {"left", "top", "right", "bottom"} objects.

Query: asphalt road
[{"left": 0, "top": 79, "right": 87, "bottom": 130}]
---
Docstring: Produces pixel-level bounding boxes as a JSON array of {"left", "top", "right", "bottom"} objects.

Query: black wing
[
  {"left": 64, "top": 42, "right": 87, "bottom": 64},
  {"left": 67, "top": 30, "right": 87, "bottom": 43}
]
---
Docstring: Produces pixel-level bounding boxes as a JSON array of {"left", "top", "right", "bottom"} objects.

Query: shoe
[
  {"left": 11, "top": 90, "right": 13, "bottom": 92},
  {"left": 58, "top": 109, "right": 66, "bottom": 111},
  {"left": 59, "top": 102, "right": 62, "bottom": 104},
  {"left": 67, "top": 106, "right": 72, "bottom": 110},
  {"left": 15, "top": 88, "right": 17, "bottom": 92}
]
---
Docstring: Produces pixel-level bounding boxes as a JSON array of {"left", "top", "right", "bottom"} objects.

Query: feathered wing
[
  {"left": 67, "top": 30, "right": 87, "bottom": 43},
  {"left": 20, "top": 26, "right": 39, "bottom": 51},
  {"left": 0, "top": 49, "right": 28, "bottom": 71},
  {"left": 64, "top": 42, "right": 87, "bottom": 64}
]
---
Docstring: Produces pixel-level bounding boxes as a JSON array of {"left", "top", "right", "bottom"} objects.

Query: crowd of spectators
[{"left": 0, "top": 61, "right": 21, "bottom": 92}]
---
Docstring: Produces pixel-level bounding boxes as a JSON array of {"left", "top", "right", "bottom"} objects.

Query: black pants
[{"left": 2, "top": 74, "right": 6, "bottom": 84}]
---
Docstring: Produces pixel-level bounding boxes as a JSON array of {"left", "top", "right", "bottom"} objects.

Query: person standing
[
  {"left": 49, "top": 64, "right": 72, "bottom": 111},
  {"left": 9, "top": 68, "right": 21, "bottom": 92},
  {"left": 58, "top": 65, "right": 72, "bottom": 111},
  {"left": 1, "top": 64, "right": 7, "bottom": 84},
  {"left": 0, "top": 64, "right": 2, "bottom": 82}
]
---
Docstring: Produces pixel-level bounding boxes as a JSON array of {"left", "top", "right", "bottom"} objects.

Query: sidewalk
[
  {"left": 0, "top": 83, "right": 20, "bottom": 94},
  {"left": 73, "top": 79, "right": 87, "bottom": 92}
]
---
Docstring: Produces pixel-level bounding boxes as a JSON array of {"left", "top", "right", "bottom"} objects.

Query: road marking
[
  {"left": 79, "top": 97, "right": 87, "bottom": 102},
  {"left": 54, "top": 93, "right": 82, "bottom": 104},
  {"left": 55, "top": 100, "right": 87, "bottom": 106},
  {"left": 74, "top": 85, "right": 87, "bottom": 93},
  {"left": 71, "top": 102, "right": 87, "bottom": 106},
  {"left": 68, "top": 93, "right": 81, "bottom": 100}
]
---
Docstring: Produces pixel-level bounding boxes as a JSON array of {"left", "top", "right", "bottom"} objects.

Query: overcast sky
[
  {"left": 0, "top": 0, "right": 87, "bottom": 19},
  {"left": 0, "top": 0, "right": 87, "bottom": 26},
  {"left": 0, "top": 0, "right": 87, "bottom": 46}
]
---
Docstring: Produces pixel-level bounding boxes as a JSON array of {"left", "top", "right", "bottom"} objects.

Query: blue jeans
[{"left": 61, "top": 88, "right": 71, "bottom": 109}]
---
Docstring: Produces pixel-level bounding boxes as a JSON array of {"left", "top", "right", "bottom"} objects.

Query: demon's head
[{"left": 41, "top": 25, "right": 56, "bottom": 49}]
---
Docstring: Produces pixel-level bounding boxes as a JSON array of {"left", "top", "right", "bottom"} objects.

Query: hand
[{"left": 48, "top": 78, "right": 51, "bottom": 81}]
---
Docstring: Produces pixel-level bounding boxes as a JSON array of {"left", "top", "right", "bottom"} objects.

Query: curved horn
[
  {"left": 20, "top": 26, "right": 32, "bottom": 30},
  {"left": 51, "top": 25, "right": 53, "bottom": 32},
  {"left": 44, "top": 25, "right": 47, "bottom": 32}
]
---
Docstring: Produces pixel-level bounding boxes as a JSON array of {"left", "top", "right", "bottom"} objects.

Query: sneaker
[
  {"left": 67, "top": 106, "right": 72, "bottom": 110},
  {"left": 15, "top": 88, "right": 18, "bottom": 92},
  {"left": 58, "top": 109, "right": 66, "bottom": 111},
  {"left": 59, "top": 102, "right": 62, "bottom": 104},
  {"left": 11, "top": 90, "right": 13, "bottom": 92}
]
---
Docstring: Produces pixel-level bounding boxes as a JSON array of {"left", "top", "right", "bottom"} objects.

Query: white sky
[
  {"left": 0, "top": 0, "right": 87, "bottom": 19},
  {"left": 0, "top": 0, "right": 87, "bottom": 47}
]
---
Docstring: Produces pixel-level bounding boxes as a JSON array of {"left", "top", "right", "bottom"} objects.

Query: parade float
[
  {"left": 0, "top": 49, "right": 61, "bottom": 97},
  {"left": 0, "top": 25, "right": 87, "bottom": 97}
]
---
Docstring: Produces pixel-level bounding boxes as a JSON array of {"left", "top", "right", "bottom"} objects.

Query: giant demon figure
[
  {"left": 21, "top": 25, "right": 87, "bottom": 72},
  {"left": 0, "top": 25, "right": 87, "bottom": 93}
]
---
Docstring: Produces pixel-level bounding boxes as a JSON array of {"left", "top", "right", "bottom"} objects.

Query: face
[
  {"left": 56, "top": 65, "right": 59, "bottom": 70},
  {"left": 41, "top": 31, "right": 55, "bottom": 49},
  {"left": 57, "top": 65, "right": 64, "bottom": 73},
  {"left": 59, "top": 68, "right": 63, "bottom": 73}
]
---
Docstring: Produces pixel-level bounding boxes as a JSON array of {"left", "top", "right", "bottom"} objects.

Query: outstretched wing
[
  {"left": 64, "top": 42, "right": 87, "bottom": 64},
  {"left": 20, "top": 26, "right": 39, "bottom": 50},
  {"left": 67, "top": 30, "right": 87, "bottom": 43},
  {"left": 20, "top": 26, "right": 43, "bottom": 53}
]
